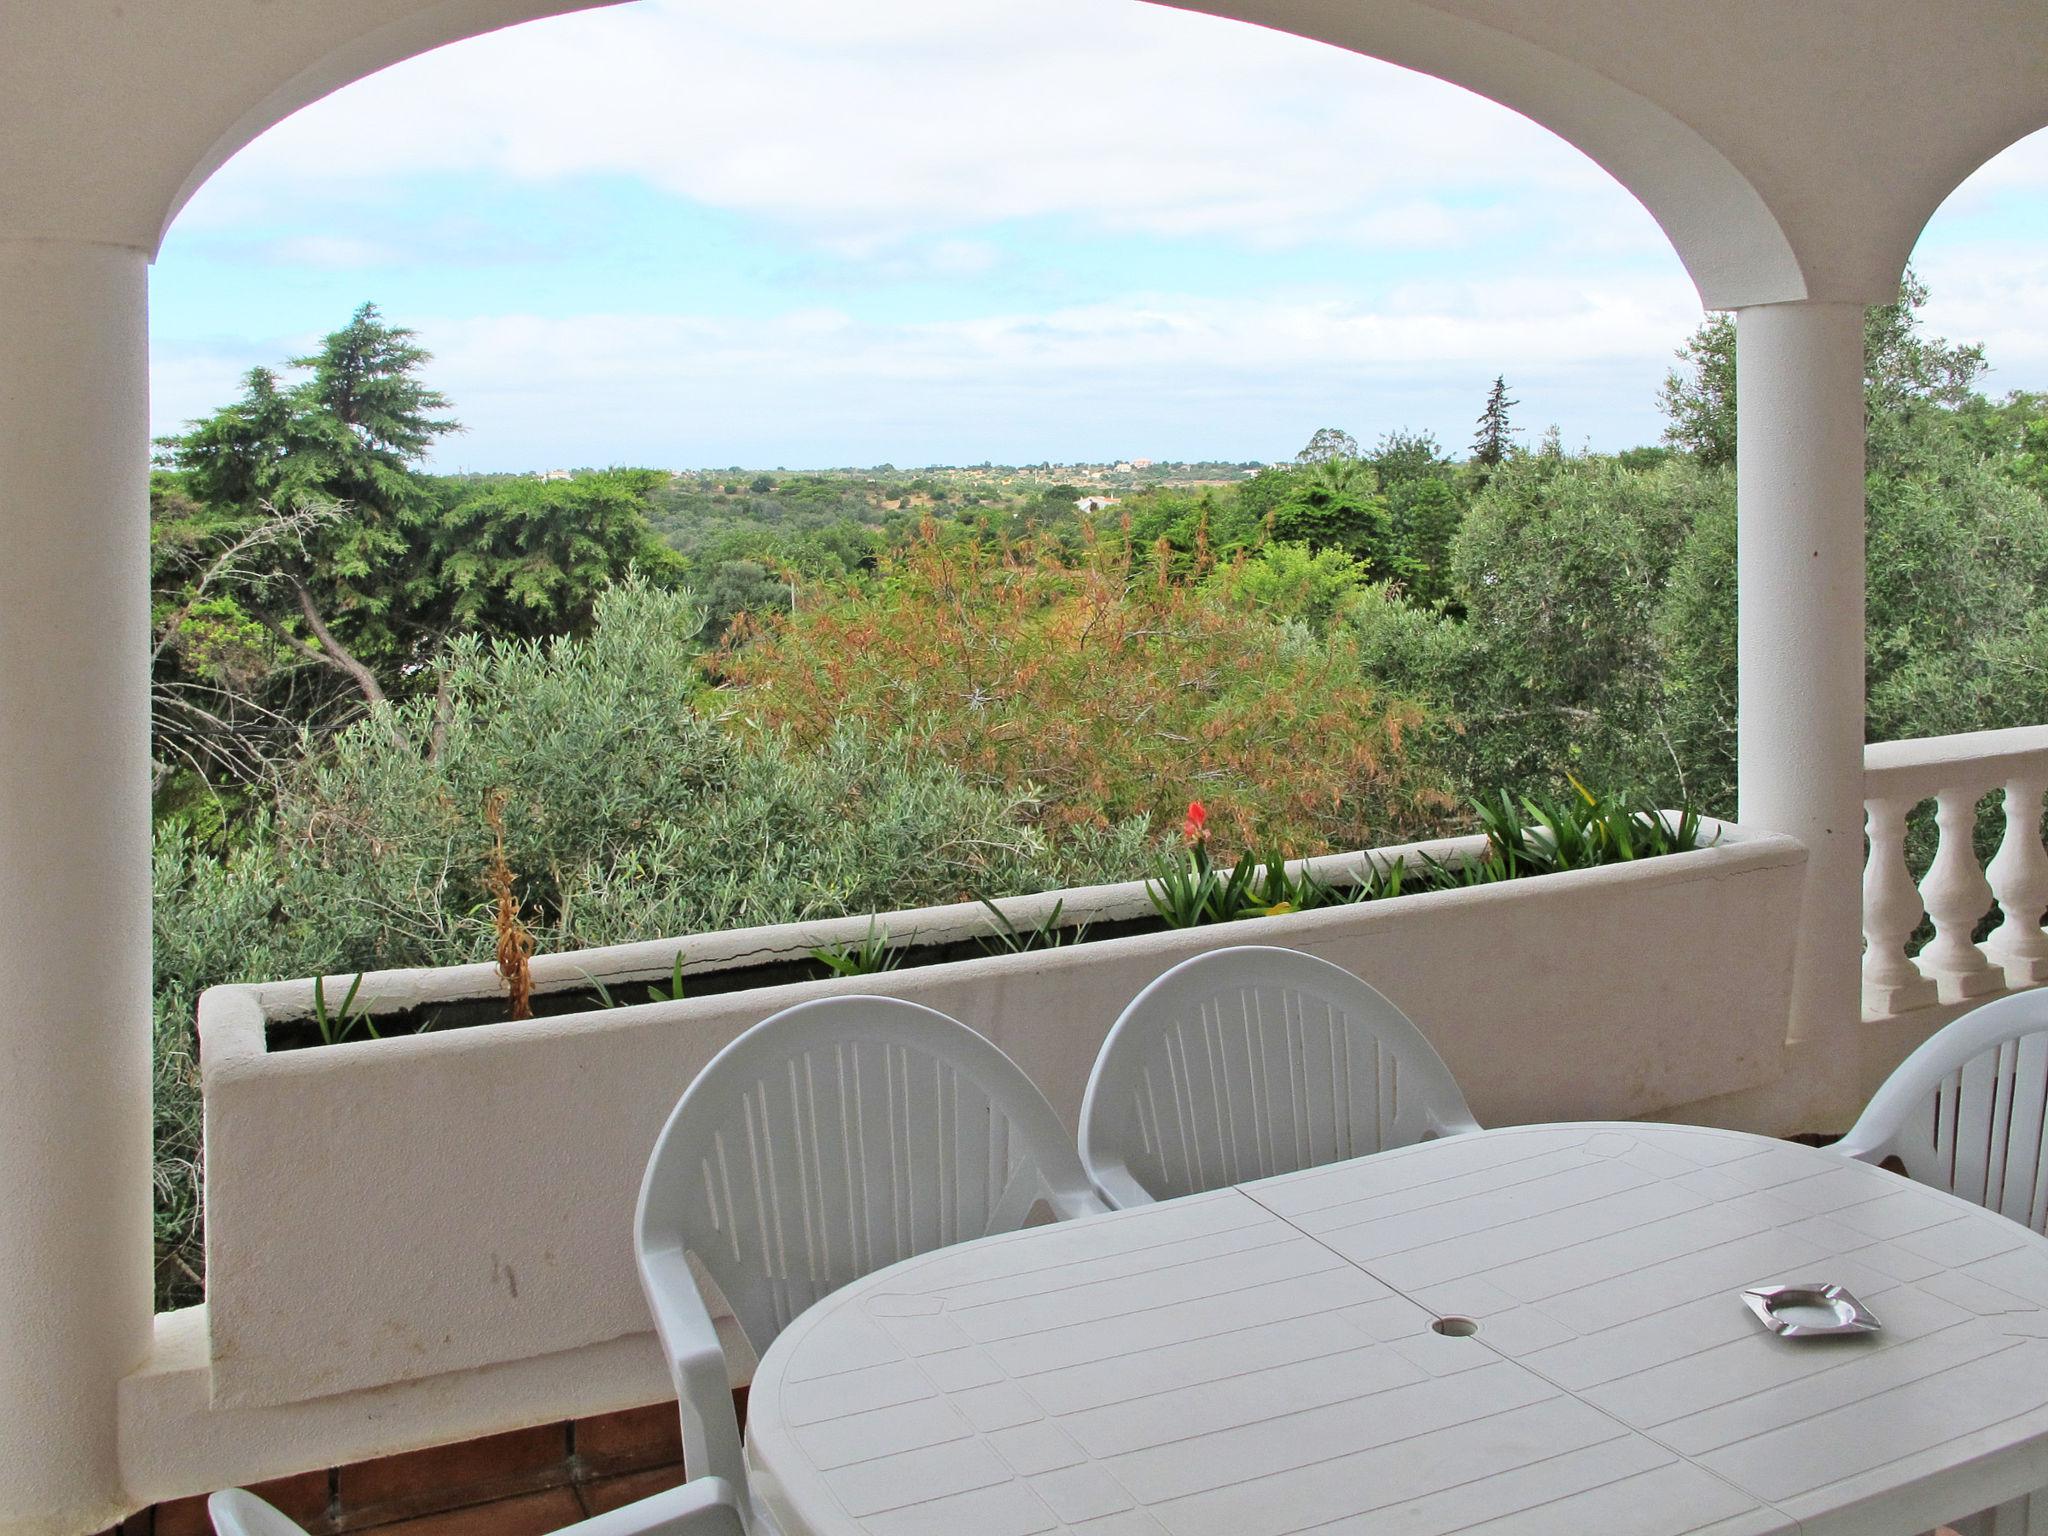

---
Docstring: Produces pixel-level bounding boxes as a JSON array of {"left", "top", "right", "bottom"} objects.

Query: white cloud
[
  {"left": 1911, "top": 126, "right": 2048, "bottom": 392},
  {"left": 1916, "top": 246, "right": 2048, "bottom": 391},
  {"left": 151, "top": 272, "right": 1697, "bottom": 468},
  {"left": 152, "top": 2, "right": 2048, "bottom": 467},
  {"left": 185, "top": 0, "right": 1655, "bottom": 259}
]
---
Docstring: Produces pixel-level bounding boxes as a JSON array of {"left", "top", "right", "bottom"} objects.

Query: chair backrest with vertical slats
[
  {"left": 637, "top": 995, "right": 1099, "bottom": 1356},
  {"left": 1839, "top": 988, "right": 2048, "bottom": 1232},
  {"left": 1079, "top": 945, "right": 1480, "bottom": 1206}
]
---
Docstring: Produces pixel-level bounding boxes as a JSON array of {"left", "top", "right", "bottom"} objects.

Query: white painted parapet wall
[
  {"left": 135, "top": 822, "right": 1802, "bottom": 1508},
  {"left": 1863, "top": 726, "right": 2048, "bottom": 1020}
]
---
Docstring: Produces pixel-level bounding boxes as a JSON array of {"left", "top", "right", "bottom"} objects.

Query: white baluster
[
  {"left": 1985, "top": 775, "right": 2048, "bottom": 987},
  {"left": 1919, "top": 785, "right": 2004, "bottom": 1002},
  {"left": 1864, "top": 795, "right": 1939, "bottom": 1017}
]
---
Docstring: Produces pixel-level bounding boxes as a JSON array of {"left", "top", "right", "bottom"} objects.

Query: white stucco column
[
  {"left": 1735, "top": 300, "right": 1867, "bottom": 1065},
  {"left": 0, "top": 239, "right": 155, "bottom": 1534}
]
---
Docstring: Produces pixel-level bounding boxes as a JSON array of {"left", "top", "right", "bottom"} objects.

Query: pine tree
[
  {"left": 295, "top": 303, "right": 457, "bottom": 460},
  {"left": 165, "top": 304, "right": 464, "bottom": 704},
  {"left": 1471, "top": 376, "right": 1518, "bottom": 467}
]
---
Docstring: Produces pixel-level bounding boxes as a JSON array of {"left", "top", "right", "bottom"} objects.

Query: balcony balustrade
[{"left": 1863, "top": 726, "right": 2048, "bottom": 1021}]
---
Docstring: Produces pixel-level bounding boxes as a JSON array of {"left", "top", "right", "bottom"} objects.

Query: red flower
[{"left": 1182, "top": 800, "right": 1209, "bottom": 844}]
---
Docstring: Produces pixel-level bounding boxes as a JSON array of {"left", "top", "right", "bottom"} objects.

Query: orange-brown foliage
[
  {"left": 712, "top": 523, "right": 1450, "bottom": 855},
  {"left": 482, "top": 790, "right": 535, "bottom": 1020}
]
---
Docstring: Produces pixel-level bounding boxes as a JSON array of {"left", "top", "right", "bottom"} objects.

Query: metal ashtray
[{"left": 1742, "top": 1283, "right": 1882, "bottom": 1338}]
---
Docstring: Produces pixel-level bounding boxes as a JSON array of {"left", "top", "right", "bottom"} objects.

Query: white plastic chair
[
  {"left": 1080, "top": 945, "right": 1480, "bottom": 1208},
  {"left": 1837, "top": 988, "right": 2048, "bottom": 1536},
  {"left": 208, "top": 1476, "right": 748, "bottom": 1536},
  {"left": 635, "top": 995, "right": 1108, "bottom": 1495},
  {"left": 1837, "top": 987, "right": 2048, "bottom": 1229}
]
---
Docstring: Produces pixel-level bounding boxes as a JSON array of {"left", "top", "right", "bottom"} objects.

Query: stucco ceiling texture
[{"left": 2, "top": 0, "right": 2045, "bottom": 305}]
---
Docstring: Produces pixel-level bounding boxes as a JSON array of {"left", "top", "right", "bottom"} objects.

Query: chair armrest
[
  {"left": 1828, "top": 1125, "right": 1889, "bottom": 1165},
  {"left": 565, "top": 1476, "right": 749, "bottom": 1536},
  {"left": 1088, "top": 1163, "right": 1158, "bottom": 1210},
  {"left": 1049, "top": 1183, "right": 1112, "bottom": 1220},
  {"left": 639, "top": 1246, "right": 747, "bottom": 1492}
]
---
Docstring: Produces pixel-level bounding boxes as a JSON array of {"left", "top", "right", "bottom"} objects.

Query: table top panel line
[
  {"left": 1231, "top": 1156, "right": 1807, "bottom": 1536},
  {"left": 1235, "top": 1126, "right": 2048, "bottom": 1532},
  {"left": 745, "top": 1124, "right": 2048, "bottom": 1536}
]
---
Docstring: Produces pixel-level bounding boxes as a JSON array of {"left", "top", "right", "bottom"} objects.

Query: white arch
[
  {"left": 1171, "top": 0, "right": 2048, "bottom": 307},
  {"left": 1169, "top": 0, "right": 1797, "bottom": 306},
  {"left": 0, "top": 0, "right": 626, "bottom": 252},
  {"left": 6, "top": 0, "right": 2043, "bottom": 306}
]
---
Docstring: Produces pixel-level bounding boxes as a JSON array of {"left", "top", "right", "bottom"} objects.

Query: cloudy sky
[{"left": 149, "top": 0, "right": 2048, "bottom": 472}]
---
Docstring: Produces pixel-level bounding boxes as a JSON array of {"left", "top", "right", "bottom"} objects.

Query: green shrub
[{"left": 149, "top": 580, "right": 1155, "bottom": 1308}]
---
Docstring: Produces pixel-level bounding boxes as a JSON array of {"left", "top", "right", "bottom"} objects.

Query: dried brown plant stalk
[{"left": 482, "top": 790, "right": 535, "bottom": 1021}]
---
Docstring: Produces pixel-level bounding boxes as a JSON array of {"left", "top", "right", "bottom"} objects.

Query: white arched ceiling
[
  {"left": 4, "top": 0, "right": 2044, "bottom": 309},
  {"left": 1183, "top": 0, "right": 2048, "bottom": 308},
  {"left": 0, "top": 0, "right": 629, "bottom": 253}
]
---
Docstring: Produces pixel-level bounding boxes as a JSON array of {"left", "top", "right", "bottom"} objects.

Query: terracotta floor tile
[
  {"left": 358, "top": 1487, "right": 584, "bottom": 1536},
  {"left": 573, "top": 1404, "right": 681, "bottom": 1478},
  {"left": 154, "top": 1469, "right": 331, "bottom": 1536},
  {"left": 247, "top": 1470, "right": 335, "bottom": 1529},
  {"left": 337, "top": 1424, "right": 569, "bottom": 1526},
  {"left": 574, "top": 1465, "right": 688, "bottom": 1519},
  {"left": 152, "top": 1494, "right": 210, "bottom": 1536}
]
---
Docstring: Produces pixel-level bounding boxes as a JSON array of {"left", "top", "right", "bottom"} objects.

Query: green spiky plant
[
  {"left": 811, "top": 920, "right": 905, "bottom": 977},
  {"left": 576, "top": 970, "right": 625, "bottom": 1010},
  {"left": 1147, "top": 801, "right": 1268, "bottom": 928},
  {"left": 311, "top": 972, "right": 378, "bottom": 1045},
  {"left": 646, "top": 953, "right": 688, "bottom": 1002},
  {"left": 1156, "top": 780, "right": 1710, "bottom": 922},
  {"left": 977, "top": 897, "right": 1088, "bottom": 955},
  {"left": 1471, "top": 776, "right": 1709, "bottom": 878},
  {"left": 1346, "top": 852, "right": 1416, "bottom": 902},
  {"left": 1243, "top": 852, "right": 1339, "bottom": 915}
]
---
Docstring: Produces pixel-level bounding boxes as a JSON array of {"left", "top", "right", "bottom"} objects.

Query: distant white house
[
  {"left": 1074, "top": 495, "right": 1121, "bottom": 514},
  {"left": 535, "top": 469, "right": 574, "bottom": 483}
]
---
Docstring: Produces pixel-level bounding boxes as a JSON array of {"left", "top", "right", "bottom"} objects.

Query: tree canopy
[
  {"left": 153, "top": 305, "right": 679, "bottom": 772},
  {"left": 1658, "top": 270, "right": 1988, "bottom": 467}
]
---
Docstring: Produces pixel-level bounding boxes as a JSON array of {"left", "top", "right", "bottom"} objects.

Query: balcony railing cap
[{"left": 1865, "top": 725, "right": 2048, "bottom": 802}]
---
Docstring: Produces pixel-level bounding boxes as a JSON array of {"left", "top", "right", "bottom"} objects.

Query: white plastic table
[{"left": 744, "top": 1123, "right": 2048, "bottom": 1536}]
